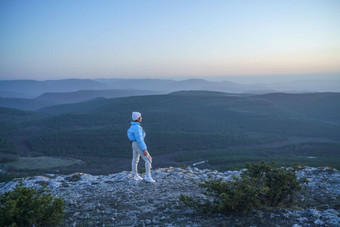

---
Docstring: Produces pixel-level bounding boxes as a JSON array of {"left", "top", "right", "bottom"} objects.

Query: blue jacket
[{"left": 127, "top": 121, "right": 147, "bottom": 151}]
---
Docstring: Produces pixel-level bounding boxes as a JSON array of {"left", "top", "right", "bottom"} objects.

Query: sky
[{"left": 0, "top": 0, "right": 340, "bottom": 81}]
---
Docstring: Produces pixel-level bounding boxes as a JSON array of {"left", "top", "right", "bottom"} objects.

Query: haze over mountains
[
  {"left": 0, "top": 89, "right": 163, "bottom": 111},
  {"left": 1, "top": 77, "right": 339, "bottom": 111},
  {"left": 0, "top": 79, "right": 109, "bottom": 98},
  {"left": 1, "top": 77, "right": 340, "bottom": 98}
]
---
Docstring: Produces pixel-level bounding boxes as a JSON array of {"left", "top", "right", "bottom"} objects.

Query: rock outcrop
[{"left": 1, "top": 166, "right": 339, "bottom": 226}]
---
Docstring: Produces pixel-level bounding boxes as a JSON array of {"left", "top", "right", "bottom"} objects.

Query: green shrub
[
  {"left": 139, "top": 168, "right": 146, "bottom": 174},
  {"left": 0, "top": 183, "right": 65, "bottom": 226},
  {"left": 245, "top": 162, "right": 307, "bottom": 206},
  {"left": 180, "top": 176, "right": 265, "bottom": 214},
  {"left": 180, "top": 161, "right": 307, "bottom": 214}
]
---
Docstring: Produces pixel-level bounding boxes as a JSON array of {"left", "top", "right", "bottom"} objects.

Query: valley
[{"left": 0, "top": 89, "right": 339, "bottom": 181}]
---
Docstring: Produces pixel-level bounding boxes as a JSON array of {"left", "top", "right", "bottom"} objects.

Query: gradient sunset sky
[{"left": 0, "top": 0, "right": 339, "bottom": 80}]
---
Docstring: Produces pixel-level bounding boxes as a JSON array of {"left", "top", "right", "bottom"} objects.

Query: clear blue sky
[{"left": 0, "top": 0, "right": 339, "bottom": 80}]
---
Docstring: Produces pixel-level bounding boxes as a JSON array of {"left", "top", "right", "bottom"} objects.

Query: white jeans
[{"left": 131, "top": 141, "right": 152, "bottom": 177}]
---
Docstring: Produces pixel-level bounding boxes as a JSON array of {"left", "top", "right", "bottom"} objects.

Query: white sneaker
[
  {"left": 144, "top": 176, "right": 155, "bottom": 183},
  {"left": 134, "top": 174, "right": 143, "bottom": 181}
]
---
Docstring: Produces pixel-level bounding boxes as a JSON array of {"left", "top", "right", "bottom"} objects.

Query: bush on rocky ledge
[
  {"left": 0, "top": 183, "right": 65, "bottom": 226},
  {"left": 180, "top": 161, "right": 308, "bottom": 214}
]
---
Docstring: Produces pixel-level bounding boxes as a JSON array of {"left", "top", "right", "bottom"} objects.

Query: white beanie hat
[{"left": 132, "top": 112, "right": 141, "bottom": 121}]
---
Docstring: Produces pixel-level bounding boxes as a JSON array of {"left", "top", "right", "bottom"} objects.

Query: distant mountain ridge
[
  {"left": 95, "top": 78, "right": 263, "bottom": 93},
  {"left": 0, "top": 89, "right": 165, "bottom": 111},
  {"left": 0, "top": 79, "right": 109, "bottom": 98},
  {"left": 35, "top": 89, "right": 163, "bottom": 104},
  {"left": 2, "top": 78, "right": 340, "bottom": 99}
]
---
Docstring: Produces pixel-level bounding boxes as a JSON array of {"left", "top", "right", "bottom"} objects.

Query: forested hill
[
  {"left": 39, "top": 91, "right": 340, "bottom": 126},
  {"left": 257, "top": 92, "right": 340, "bottom": 123},
  {"left": 0, "top": 91, "right": 340, "bottom": 176}
]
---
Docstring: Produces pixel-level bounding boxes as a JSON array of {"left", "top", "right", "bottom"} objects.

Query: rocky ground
[{"left": 1, "top": 166, "right": 339, "bottom": 227}]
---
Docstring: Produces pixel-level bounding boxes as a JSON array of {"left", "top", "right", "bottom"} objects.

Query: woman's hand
[{"left": 144, "top": 150, "right": 152, "bottom": 161}]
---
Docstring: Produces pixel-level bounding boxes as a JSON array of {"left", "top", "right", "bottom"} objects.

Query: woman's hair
[{"left": 132, "top": 119, "right": 143, "bottom": 128}]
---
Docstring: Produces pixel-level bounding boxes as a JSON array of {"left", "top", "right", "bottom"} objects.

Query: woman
[{"left": 127, "top": 112, "right": 155, "bottom": 183}]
